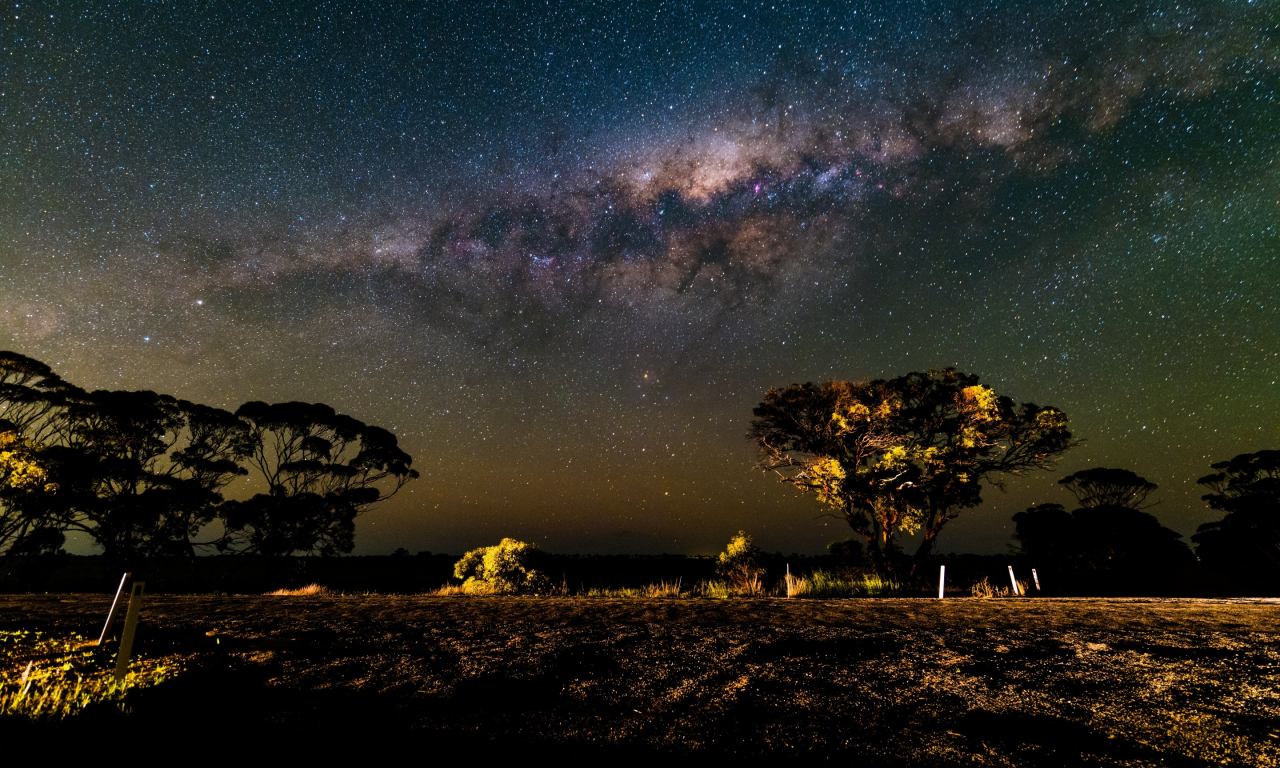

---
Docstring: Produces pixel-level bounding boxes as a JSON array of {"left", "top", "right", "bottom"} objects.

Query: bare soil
[{"left": 3, "top": 595, "right": 1278, "bottom": 764}]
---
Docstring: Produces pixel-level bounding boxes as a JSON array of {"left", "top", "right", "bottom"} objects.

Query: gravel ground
[{"left": 2, "top": 595, "right": 1278, "bottom": 764}]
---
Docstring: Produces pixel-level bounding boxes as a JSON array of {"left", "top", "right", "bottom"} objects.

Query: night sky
[{"left": 2, "top": 1, "right": 1277, "bottom": 556}]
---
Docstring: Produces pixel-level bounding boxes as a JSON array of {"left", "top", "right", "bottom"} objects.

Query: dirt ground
[{"left": 2, "top": 595, "right": 1278, "bottom": 764}]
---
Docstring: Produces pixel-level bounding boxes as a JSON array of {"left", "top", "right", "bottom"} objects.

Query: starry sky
[{"left": 2, "top": 1, "right": 1277, "bottom": 556}]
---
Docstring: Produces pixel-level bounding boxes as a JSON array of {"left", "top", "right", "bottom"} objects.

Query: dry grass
[
  {"left": 786, "top": 571, "right": 899, "bottom": 598},
  {"left": 642, "top": 579, "right": 684, "bottom": 598},
  {"left": 970, "top": 576, "right": 1010, "bottom": 598},
  {"left": 266, "top": 584, "right": 332, "bottom": 596}
]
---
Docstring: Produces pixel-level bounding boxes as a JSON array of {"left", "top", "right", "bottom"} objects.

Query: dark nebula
[{"left": 2, "top": 1, "right": 1277, "bottom": 554}]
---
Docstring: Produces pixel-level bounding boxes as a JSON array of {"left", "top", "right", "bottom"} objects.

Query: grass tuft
[{"left": 785, "top": 571, "right": 900, "bottom": 598}]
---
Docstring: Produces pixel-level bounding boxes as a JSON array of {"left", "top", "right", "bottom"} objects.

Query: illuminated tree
[
  {"left": 221, "top": 401, "right": 419, "bottom": 555},
  {"left": 892, "top": 369, "right": 1076, "bottom": 563},
  {"left": 0, "top": 422, "right": 63, "bottom": 555},
  {"left": 749, "top": 378, "right": 914, "bottom": 571},
  {"left": 750, "top": 369, "right": 1074, "bottom": 574},
  {"left": 1193, "top": 450, "right": 1280, "bottom": 577},
  {"left": 715, "top": 530, "right": 766, "bottom": 594}
]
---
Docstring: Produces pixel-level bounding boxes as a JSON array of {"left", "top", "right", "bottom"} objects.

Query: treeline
[
  {"left": 1013, "top": 460, "right": 1280, "bottom": 587},
  {"left": 0, "top": 352, "right": 418, "bottom": 562}
]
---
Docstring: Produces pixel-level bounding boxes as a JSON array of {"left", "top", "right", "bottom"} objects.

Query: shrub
[
  {"left": 453, "top": 538, "right": 552, "bottom": 595},
  {"left": 716, "top": 530, "right": 766, "bottom": 594}
]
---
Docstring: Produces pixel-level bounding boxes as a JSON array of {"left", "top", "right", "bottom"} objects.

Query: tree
[
  {"left": 0, "top": 421, "right": 64, "bottom": 555},
  {"left": 750, "top": 369, "right": 1074, "bottom": 574},
  {"left": 0, "top": 351, "right": 419, "bottom": 558},
  {"left": 749, "top": 378, "right": 917, "bottom": 572},
  {"left": 1192, "top": 450, "right": 1280, "bottom": 578},
  {"left": 1059, "top": 468, "right": 1158, "bottom": 509},
  {"left": 716, "top": 530, "right": 766, "bottom": 594},
  {"left": 893, "top": 369, "right": 1076, "bottom": 563},
  {"left": 1014, "top": 470, "right": 1194, "bottom": 576},
  {"left": 0, "top": 352, "right": 80, "bottom": 443},
  {"left": 56, "top": 390, "right": 253, "bottom": 560},
  {"left": 1010, "top": 503, "right": 1077, "bottom": 564},
  {"left": 452, "top": 538, "right": 550, "bottom": 594},
  {"left": 222, "top": 401, "right": 419, "bottom": 555}
]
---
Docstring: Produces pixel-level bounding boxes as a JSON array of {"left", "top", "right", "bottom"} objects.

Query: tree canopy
[
  {"left": 1014, "top": 469, "right": 1194, "bottom": 576},
  {"left": 1192, "top": 450, "right": 1280, "bottom": 578},
  {"left": 1059, "top": 468, "right": 1158, "bottom": 510},
  {"left": 750, "top": 368, "right": 1074, "bottom": 573}
]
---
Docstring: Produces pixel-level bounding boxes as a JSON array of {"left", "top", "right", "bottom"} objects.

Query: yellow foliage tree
[{"left": 750, "top": 369, "right": 1075, "bottom": 574}]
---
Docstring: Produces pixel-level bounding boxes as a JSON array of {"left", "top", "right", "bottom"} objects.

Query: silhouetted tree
[
  {"left": 56, "top": 390, "right": 253, "bottom": 560},
  {"left": 750, "top": 369, "right": 1074, "bottom": 575},
  {"left": 1010, "top": 503, "right": 1077, "bottom": 564},
  {"left": 0, "top": 351, "right": 418, "bottom": 560},
  {"left": 0, "top": 352, "right": 80, "bottom": 442},
  {"left": 1059, "top": 467, "right": 1158, "bottom": 509},
  {"left": 222, "top": 401, "right": 419, "bottom": 555},
  {"left": 1193, "top": 450, "right": 1280, "bottom": 579},
  {"left": 1014, "top": 469, "right": 1194, "bottom": 579}
]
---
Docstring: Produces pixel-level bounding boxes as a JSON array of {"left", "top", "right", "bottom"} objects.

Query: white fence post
[
  {"left": 1032, "top": 568, "right": 1041, "bottom": 592},
  {"left": 113, "top": 582, "right": 145, "bottom": 683},
  {"left": 938, "top": 565, "right": 946, "bottom": 599},
  {"left": 1007, "top": 566, "right": 1022, "bottom": 596},
  {"left": 97, "top": 572, "right": 132, "bottom": 646}
]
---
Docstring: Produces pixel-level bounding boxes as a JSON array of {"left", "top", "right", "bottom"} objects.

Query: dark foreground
[{"left": 3, "top": 596, "right": 1278, "bottom": 764}]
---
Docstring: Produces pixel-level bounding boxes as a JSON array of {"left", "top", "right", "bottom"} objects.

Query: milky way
[{"left": 2, "top": 1, "right": 1278, "bottom": 555}]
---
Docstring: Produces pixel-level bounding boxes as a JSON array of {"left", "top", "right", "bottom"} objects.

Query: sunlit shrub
[
  {"left": 453, "top": 538, "right": 552, "bottom": 595},
  {"left": 716, "top": 531, "right": 766, "bottom": 595}
]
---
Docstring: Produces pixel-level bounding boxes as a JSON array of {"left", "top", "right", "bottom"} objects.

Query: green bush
[
  {"left": 452, "top": 538, "right": 552, "bottom": 595},
  {"left": 716, "top": 530, "right": 766, "bottom": 595}
]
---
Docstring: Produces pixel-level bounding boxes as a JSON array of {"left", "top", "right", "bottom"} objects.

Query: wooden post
[
  {"left": 97, "top": 572, "right": 132, "bottom": 646},
  {"left": 1032, "top": 568, "right": 1041, "bottom": 592},
  {"left": 113, "top": 582, "right": 145, "bottom": 683},
  {"left": 1007, "top": 566, "right": 1021, "bottom": 596},
  {"left": 938, "top": 565, "right": 946, "bottom": 599}
]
